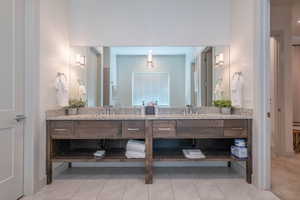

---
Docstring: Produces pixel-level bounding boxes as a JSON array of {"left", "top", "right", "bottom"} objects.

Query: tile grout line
[
  {"left": 121, "top": 176, "right": 131, "bottom": 200},
  {"left": 191, "top": 176, "right": 203, "bottom": 200},
  {"left": 168, "top": 172, "right": 178, "bottom": 200},
  {"left": 95, "top": 174, "right": 111, "bottom": 200}
]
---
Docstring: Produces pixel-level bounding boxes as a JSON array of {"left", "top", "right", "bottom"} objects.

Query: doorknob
[{"left": 15, "top": 115, "right": 26, "bottom": 122}]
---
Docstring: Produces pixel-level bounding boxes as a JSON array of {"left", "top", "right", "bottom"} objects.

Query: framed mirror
[{"left": 69, "top": 46, "right": 230, "bottom": 107}]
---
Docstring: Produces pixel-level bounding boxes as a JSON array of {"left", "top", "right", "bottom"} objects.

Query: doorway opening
[{"left": 270, "top": 0, "right": 300, "bottom": 199}]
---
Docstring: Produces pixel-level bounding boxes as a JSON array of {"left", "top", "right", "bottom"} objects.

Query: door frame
[
  {"left": 24, "top": 0, "right": 41, "bottom": 195},
  {"left": 253, "top": 0, "right": 271, "bottom": 190}
]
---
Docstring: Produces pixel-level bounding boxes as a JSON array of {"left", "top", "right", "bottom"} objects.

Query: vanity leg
[
  {"left": 227, "top": 161, "right": 231, "bottom": 167},
  {"left": 68, "top": 162, "right": 72, "bottom": 168},
  {"left": 145, "top": 120, "right": 153, "bottom": 184},
  {"left": 46, "top": 121, "right": 53, "bottom": 184},
  {"left": 246, "top": 119, "right": 253, "bottom": 184},
  {"left": 46, "top": 160, "right": 52, "bottom": 184}
]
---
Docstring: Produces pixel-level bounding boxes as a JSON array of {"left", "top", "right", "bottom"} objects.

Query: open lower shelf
[
  {"left": 153, "top": 148, "right": 248, "bottom": 162},
  {"left": 52, "top": 148, "right": 145, "bottom": 162}
]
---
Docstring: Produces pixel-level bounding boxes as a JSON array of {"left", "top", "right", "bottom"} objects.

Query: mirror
[{"left": 69, "top": 46, "right": 230, "bottom": 107}]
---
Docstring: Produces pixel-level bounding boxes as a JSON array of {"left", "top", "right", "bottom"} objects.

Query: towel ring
[
  {"left": 57, "top": 72, "right": 67, "bottom": 80},
  {"left": 232, "top": 72, "right": 242, "bottom": 79}
]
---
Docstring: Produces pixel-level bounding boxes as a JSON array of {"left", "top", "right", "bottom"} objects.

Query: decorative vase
[
  {"left": 221, "top": 107, "right": 232, "bottom": 115},
  {"left": 67, "top": 108, "right": 78, "bottom": 115}
]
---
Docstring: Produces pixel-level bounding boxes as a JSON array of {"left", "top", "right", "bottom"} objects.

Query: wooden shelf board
[
  {"left": 53, "top": 155, "right": 144, "bottom": 162},
  {"left": 153, "top": 149, "right": 247, "bottom": 162},
  {"left": 52, "top": 148, "right": 145, "bottom": 162}
]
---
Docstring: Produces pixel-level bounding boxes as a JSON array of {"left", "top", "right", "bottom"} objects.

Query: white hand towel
[
  {"left": 231, "top": 75, "right": 244, "bottom": 108},
  {"left": 55, "top": 75, "right": 69, "bottom": 107},
  {"left": 78, "top": 84, "right": 87, "bottom": 101}
]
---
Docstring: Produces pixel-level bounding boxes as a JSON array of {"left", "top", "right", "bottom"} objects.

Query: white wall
[
  {"left": 230, "top": 0, "right": 255, "bottom": 109},
  {"left": 116, "top": 55, "right": 186, "bottom": 106},
  {"left": 69, "top": 0, "right": 231, "bottom": 46},
  {"left": 110, "top": 47, "right": 198, "bottom": 106},
  {"left": 39, "top": 0, "right": 70, "bottom": 187}
]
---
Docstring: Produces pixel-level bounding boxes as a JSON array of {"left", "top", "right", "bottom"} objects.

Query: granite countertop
[{"left": 46, "top": 114, "right": 252, "bottom": 121}]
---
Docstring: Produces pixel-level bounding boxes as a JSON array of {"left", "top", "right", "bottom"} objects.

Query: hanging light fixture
[{"left": 147, "top": 50, "right": 154, "bottom": 68}]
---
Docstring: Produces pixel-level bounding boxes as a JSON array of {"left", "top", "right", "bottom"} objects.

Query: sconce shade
[{"left": 75, "top": 54, "right": 86, "bottom": 66}]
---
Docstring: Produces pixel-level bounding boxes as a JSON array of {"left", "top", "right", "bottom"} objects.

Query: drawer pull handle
[
  {"left": 53, "top": 128, "right": 68, "bottom": 131},
  {"left": 158, "top": 128, "right": 171, "bottom": 131},
  {"left": 231, "top": 128, "right": 244, "bottom": 130},
  {"left": 128, "top": 128, "right": 140, "bottom": 131}
]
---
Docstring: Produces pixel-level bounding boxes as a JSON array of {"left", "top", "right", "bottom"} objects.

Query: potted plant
[
  {"left": 66, "top": 99, "right": 86, "bottom": 115},
  {"left": 213, "top": 100, "right": 232, "bottom": 115}
]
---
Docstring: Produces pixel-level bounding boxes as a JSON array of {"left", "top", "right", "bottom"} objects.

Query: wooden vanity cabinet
[{"left": 46, "top": 118, "right": 252, "bottom": 185}]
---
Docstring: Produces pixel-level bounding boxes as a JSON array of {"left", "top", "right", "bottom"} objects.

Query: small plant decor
[
  {"left": 66, "top": 99, "right": 86, "bottom": 115},
  {"left": 213, "top": 100, "right": 232, "bottom": 114},
  {"left": 213, "top": 100, "right": 232, "bottom": 108}
]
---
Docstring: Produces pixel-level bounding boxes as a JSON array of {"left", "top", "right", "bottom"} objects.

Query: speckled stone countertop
[{"left": 46, "top": 114, "right": 252, "bottom": 121}]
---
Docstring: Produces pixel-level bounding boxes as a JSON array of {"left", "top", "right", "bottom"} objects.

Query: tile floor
[
  {"left": 22, "top": 167, "right": 279, "bottom": 200},
  {"left": 272, "top": 154, "right": 300, "bottom": 200}
]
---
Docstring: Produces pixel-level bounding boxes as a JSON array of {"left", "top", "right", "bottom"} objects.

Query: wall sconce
[
  {"left": 147, "top": 50, "right": 154, "bottom": 68},
  {"left": 75, "top": 54, "right": 86, "bottom": 67},
  {"left": 215, "top": 53, "right": 224, "bottom": 66}
]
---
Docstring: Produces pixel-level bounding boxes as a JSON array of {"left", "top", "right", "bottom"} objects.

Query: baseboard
[
  {"left": 38, "top": 176, "right": 47, "bottom": 193},
  {"left": 72, "top": 161, "right": 227, "bottom": 168},
  {"left": 275, "top": 151, "right": 295, "bottom": 157}
]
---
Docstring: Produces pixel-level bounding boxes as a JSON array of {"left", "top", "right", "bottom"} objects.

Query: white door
[
  {"left": 0, "top": 0, "right": 25, "bottom": 199},
  {"left": 270, "top": 37, "right": 284, "bottom": 156}
]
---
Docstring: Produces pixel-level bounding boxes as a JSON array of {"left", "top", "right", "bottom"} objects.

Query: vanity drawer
[
  {"left": 50, "top": 121, "right": 74, "bottom": 138},
  {"left": 224, "top": 120, "right": 247, "bottom": 128},
  {"left": 176, "top": 120, "right": 223, "bottom": 138},
  {"left": 74, "top": 121, "right": 122, "bottom": 138},
  {"left": 123, "top": 121, "right": 145, "bottom": 138},
  {"left": 224, "top": 128, "right": 247, "bottom": 138},
  {"left": 177, "top": 120, "right": 224, "bottom": 128},
  {"left": 176, "top": 127, "right": 223, "bottom": 138},
  {"left": 223, "top": 120, "right": 248, "bottom": 138},
  {"left": 153, "top": 120, "right": 176, "bottom": 138}
]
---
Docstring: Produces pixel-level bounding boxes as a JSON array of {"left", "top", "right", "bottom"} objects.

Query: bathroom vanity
[{"left": 46, "top": 113, "right": 252, "bottom": 185}]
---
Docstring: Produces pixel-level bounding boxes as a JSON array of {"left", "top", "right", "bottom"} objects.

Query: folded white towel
[
  {"left": 125, "top": 151, "right": 145, "bottom": 159},
  {"left": 183, "top": 149, "right": 206, "bottom": 159},
  {"left": 94, "top": 150, "right": 105, "bottom": 158},
  {"left": 126, "top": 140, "right": 145, "bottom": 153}
]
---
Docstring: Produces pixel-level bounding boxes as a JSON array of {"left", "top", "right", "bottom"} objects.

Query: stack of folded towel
[
  {"left": 126, "top": 140, "right": 145, "bottom": 158},
  {"left": 183, "top": 149, "right": 206, "bottom": 159}
]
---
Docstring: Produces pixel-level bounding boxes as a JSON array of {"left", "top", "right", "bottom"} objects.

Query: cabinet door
[
  {"left": 75, "top": 121, "right": 122, "bottom": 139},
  {"left": 123, "top": 121, "right": 145, "bottom": 138}
]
